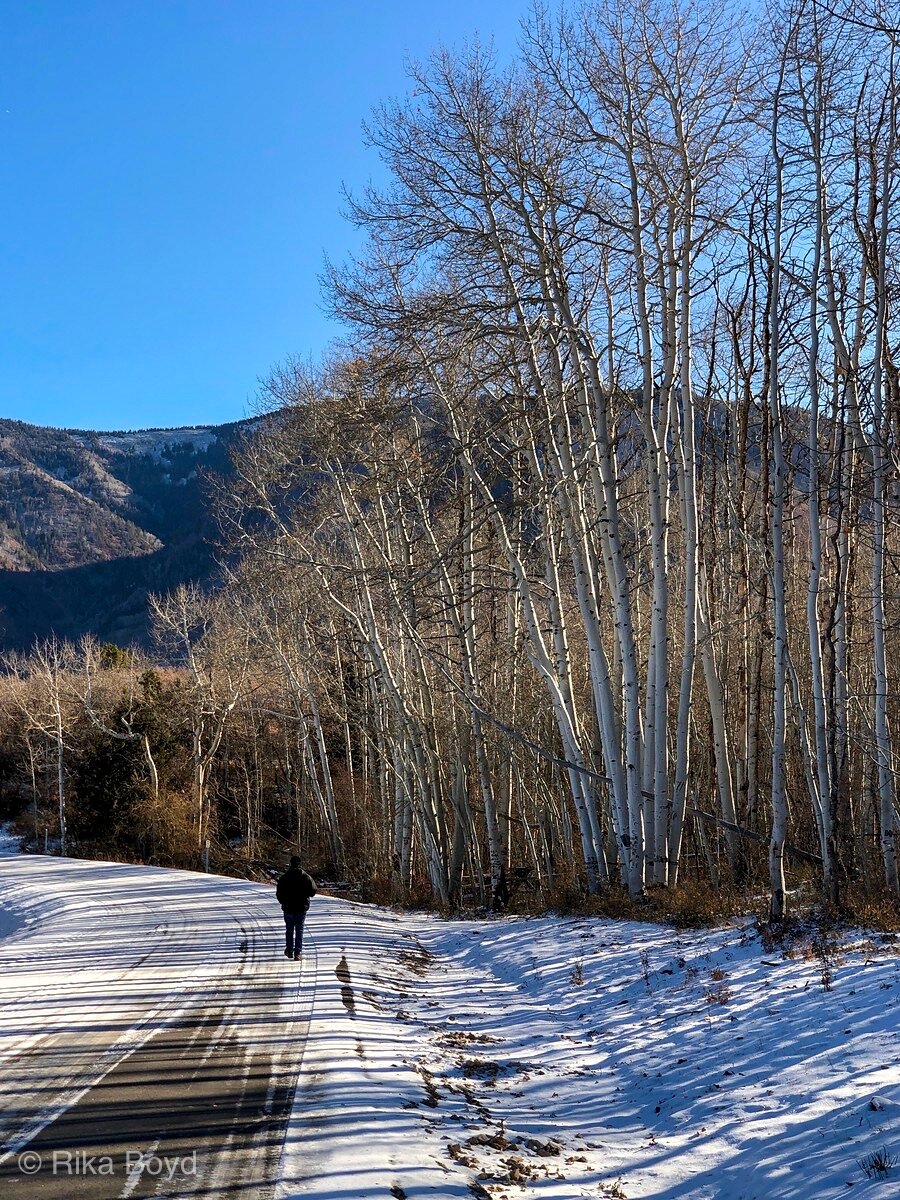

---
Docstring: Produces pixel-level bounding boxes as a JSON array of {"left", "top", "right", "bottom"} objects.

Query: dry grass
[
  {"left": 550, "top": 878, "right": 764, "bottom": 928},
  {"left": 836, "top": 887, "right": 900, "bottom": 933}
]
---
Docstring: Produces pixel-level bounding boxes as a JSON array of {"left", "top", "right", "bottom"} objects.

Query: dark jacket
[{"left": 277, "top": 867, "right": 317, "bottom": 913}]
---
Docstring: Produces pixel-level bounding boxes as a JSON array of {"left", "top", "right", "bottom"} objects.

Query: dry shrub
[
  {"left": 355, "top": 871, "right": 396, "bottom": 906},
  {"left": 403, "top": 875, "right": 446, "bottom": 912},
  {"left": 550, "top": 879, "right": 595, "bottom": 916},
  {"left": 839, "top": 887, "right": 900, "bottom": 933},
  {"left": 652, "top": 881, "right": 763, "bottom": 927},
  {"left": 704, "top": 982, "right": 733, "bottom": 1005},
  {"left": 131, "top": 788, "right": 192, "bottom": 866},
  {"left": 549, "top": 878, "right": 760, "bottom": 927}
]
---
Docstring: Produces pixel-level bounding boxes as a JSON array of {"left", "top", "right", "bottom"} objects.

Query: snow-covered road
[
  {"left": 0, "top": 856, "right": 306, "bottom": 1198},
  {"left": 1, "top": 855, "right": 900, "bottom": 1199}
]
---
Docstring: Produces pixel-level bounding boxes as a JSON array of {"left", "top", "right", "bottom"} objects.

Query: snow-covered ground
[
  {"left": 0, "top": 856, "right": 898, "bottom": 1198},
  {"left": 0, "top": 824, "right": 22, "bottom": 857}
]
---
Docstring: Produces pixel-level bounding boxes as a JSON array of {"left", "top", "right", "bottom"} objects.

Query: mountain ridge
[{"left": 0, "top": 416, "right": 252, "bottom": 650}]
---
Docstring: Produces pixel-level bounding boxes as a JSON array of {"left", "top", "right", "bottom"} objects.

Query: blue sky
[{"left": 1, "top": 1, "right": 524, "bottom": 431}]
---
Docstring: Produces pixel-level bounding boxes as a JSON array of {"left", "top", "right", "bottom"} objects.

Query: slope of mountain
[{"left": 0, "top": 417, "right": 252, "bottom": 650}]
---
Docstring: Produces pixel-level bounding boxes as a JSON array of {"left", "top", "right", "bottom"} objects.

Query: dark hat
[{"left": 290, "top": 855, "right": 302, "bottom": 868}]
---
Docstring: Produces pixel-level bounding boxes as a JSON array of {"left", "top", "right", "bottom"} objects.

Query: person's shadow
[{"left": 335, "top": 952, "right": 354, "bottom": 1013}]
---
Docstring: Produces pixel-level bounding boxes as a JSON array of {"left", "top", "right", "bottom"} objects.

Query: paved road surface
[{"left": 0, "top": 857, "right": 309, "bottom": 1199}]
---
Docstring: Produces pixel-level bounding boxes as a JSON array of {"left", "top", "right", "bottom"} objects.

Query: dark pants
[{"left": 283, "top": 910, "right": 307, "bottom": 955}]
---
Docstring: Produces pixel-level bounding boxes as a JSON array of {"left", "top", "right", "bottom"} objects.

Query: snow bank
[{"left": 285, "top": 904, "right": 900, "bottom": 1199}]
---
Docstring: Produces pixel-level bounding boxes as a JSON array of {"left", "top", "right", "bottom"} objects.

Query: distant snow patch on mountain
[{"left": 72, "top": 427, "right": 220, "bottom": 463}]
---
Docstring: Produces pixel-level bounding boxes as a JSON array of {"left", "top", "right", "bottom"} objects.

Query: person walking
[{"left": 276, "top": 855, "right": 317, "bottom": 962}]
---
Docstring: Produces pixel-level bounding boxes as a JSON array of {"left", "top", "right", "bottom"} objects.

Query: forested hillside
[{"left": 0, "top": 419, "right": 250, "bottom": 649}]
